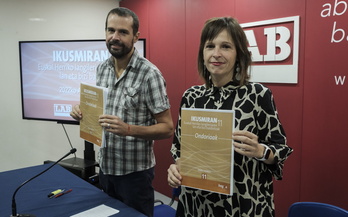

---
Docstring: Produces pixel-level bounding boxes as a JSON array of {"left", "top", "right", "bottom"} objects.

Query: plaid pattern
[{"left": 97, "top": 49, "right": 170, "bottom": 175}]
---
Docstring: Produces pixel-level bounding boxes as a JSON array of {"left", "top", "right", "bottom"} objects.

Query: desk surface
[{"left": 0, "top": 164, "right": 146, "bottom": 217}]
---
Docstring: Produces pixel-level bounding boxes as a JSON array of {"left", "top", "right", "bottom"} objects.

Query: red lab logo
[{"left": 241, "top": 16, "right": 300, "bottom": 84}]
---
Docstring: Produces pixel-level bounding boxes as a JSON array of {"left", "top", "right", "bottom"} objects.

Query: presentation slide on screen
[{"left": 20, "top": 40, "right": 144, "bottom": 122}]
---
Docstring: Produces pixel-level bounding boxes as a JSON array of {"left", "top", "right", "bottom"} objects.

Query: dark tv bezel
[{"left": 19, "top": 39, "right": 146, "bottom": 124}]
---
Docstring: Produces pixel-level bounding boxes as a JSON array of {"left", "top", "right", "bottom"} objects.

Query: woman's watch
[{"left": 256, "top": 143, "right": 271, "bottom": 161}]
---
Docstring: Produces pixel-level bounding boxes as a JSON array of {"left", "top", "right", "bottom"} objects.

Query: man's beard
[{"left": 107, "top": 40, "right": 133, "bottom": 59}]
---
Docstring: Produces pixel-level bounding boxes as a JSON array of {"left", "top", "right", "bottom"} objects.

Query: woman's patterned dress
[{"left": 171, "top": 81, "right": 293, "bottom": 217}]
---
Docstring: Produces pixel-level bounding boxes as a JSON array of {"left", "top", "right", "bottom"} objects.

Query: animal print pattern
[{"left": 171, "top": 81, "right": 293, "bottom": 217}]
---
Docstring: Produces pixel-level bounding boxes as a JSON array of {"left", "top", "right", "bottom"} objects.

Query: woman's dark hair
[
  {"left": 197, "top": 17, "right": 251, "bottom": 87},
  {"left": 105, "top": 7, "right": 139, "bottom": 35}
]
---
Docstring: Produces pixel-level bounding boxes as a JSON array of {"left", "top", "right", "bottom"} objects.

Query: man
[{"left": 70, "top": 7, "right": 174, "bottom": 217}]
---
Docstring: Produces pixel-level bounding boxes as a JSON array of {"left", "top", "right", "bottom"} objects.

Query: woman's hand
[
  {"left": 232, "top": 130, "right": 264, "bottom": 159},
  {"left": 233, "top": 130, "right": 275, "bottom": 164},
  {"left": 167, "top": 162, "right": 182, "bottom": 188}
]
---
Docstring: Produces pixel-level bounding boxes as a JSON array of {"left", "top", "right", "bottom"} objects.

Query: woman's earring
[
  {"left": 235, "top": 63, "right": 241, "bottom": 81},
  {"left": 204, "top": 66, "right": 209, "bottom": 76},
  {"left": 235, "top": 63, "right": 240, "bottom": 73}
]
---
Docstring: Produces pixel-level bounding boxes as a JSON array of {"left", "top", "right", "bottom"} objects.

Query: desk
[{"left": 0, "top": 164, "right": 146, "bottom": 217}]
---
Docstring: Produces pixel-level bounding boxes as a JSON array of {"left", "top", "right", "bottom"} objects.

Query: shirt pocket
[{"left": 123, "top": 87, "right": 141, "bottom": 109}]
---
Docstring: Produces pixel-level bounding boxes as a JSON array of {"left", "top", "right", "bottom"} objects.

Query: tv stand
[
  {"left": 84, "top": 140, "right": 95, "bottom": 162},
  {"left": 44, "top": 141, "right": 99, "bottom": 183}
]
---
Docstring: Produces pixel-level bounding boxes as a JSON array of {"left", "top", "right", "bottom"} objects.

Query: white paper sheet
[{"left": 70, "top": 204, "right": 119, "bottom": 217}]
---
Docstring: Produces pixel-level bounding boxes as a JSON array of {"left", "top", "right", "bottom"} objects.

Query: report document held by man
[{"left": 79, "top": 83, "right": 108, "bottom": 147}]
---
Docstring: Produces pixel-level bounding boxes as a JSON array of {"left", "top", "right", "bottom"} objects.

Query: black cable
[
  {"left": 12, "top": 148, "right": 76, "bottom": 216},
  {"left": 61, "top": 123, "right": 76, "bottom": 158}
]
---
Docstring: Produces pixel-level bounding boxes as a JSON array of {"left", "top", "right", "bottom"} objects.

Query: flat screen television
[{"left": 19, "top": 39, "right": 146, "bottom": 124}]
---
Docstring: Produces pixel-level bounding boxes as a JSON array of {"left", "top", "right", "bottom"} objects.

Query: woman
[{"left": 167, "top": 17, "right": 293, "bottom": 217}]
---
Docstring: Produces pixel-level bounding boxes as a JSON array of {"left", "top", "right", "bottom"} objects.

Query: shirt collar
[
  {"left": 205, "top": 80, "right": 240, "bottom": 96},
  {"left": 106, "top": 48, "right": 140, "bottom": 70}
]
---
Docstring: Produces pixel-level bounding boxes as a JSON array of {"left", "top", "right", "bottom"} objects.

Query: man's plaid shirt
[{"left": 96, "top": 49, "right": 170, "bottom": 175}]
